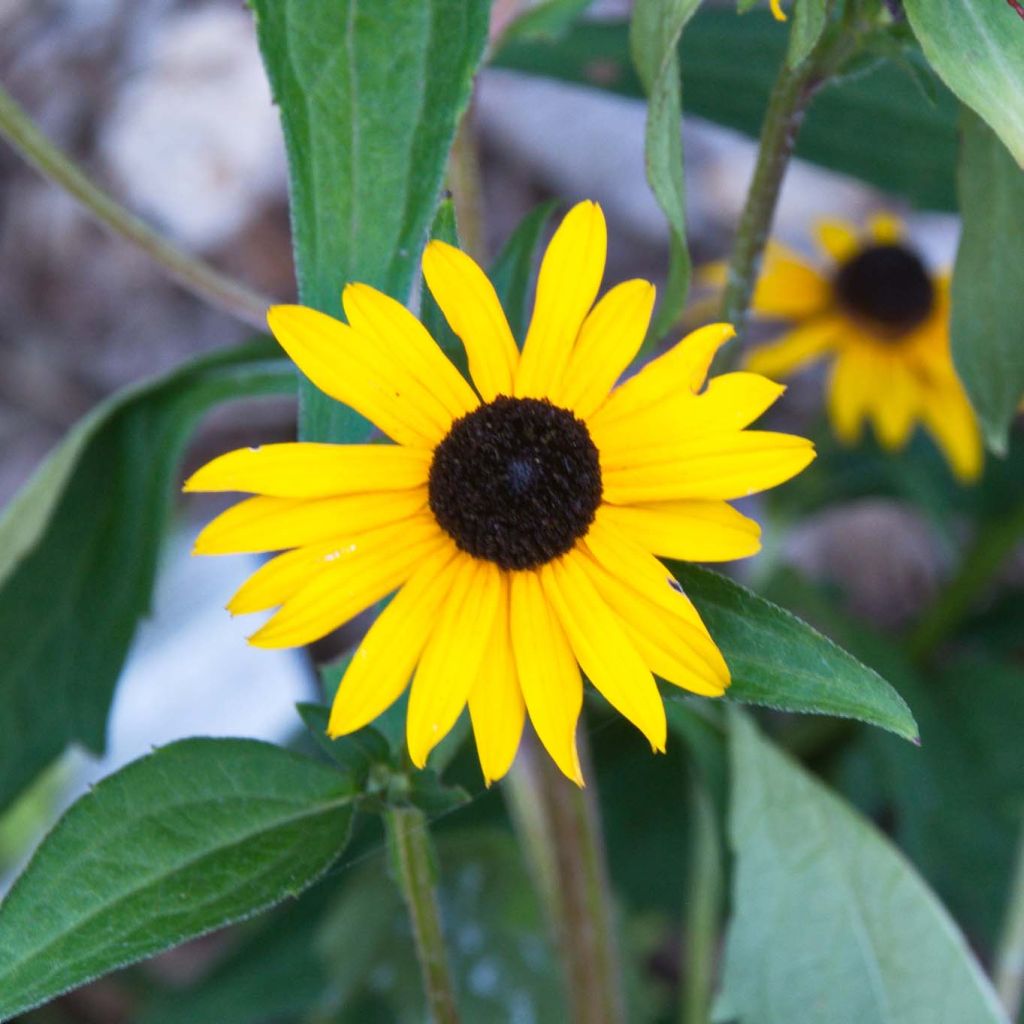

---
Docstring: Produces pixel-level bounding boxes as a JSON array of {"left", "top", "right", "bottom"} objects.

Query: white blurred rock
[{"left": 100, "top": 4, "right": 286, "bottom": 251}]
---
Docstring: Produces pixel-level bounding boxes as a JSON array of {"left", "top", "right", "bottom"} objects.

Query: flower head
[
  {"left": 186, "top": 202, "right": 814, "bottom": 784},
  {"left": 744, "top": 214, "right": 982, "bottom": 482}
]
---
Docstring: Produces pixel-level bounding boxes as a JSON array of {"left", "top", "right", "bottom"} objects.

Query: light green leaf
[
  {"left": 903, "top": 0, "right": 1024, "bottom": 167},
  {"left": 715, "top": 711, "right": 1008, "bottom": 1024},
  {"left": 250, "top": 0, "right": 489, "bottom": 444},
  {"left": 500, "top": 0, "right": 596, "bottom": 44},
  {"left": 0, "top": 739, "right": 355, "bottom": 1020},
  {"left": 951, "top": 110, "right": 1024, "bottom": 454},
  {"left": 0, "top": 342, "right": 294, "bottom": 815},
  {"left": 495, "top": 13, "right": 958, "bottom": 210},
  {"left": 786, "top": 0, "right": 827, "bottom": 68},
  {"left": 629, "top": 0, "right": 700, "bottom": 338},
  {"left": 671, "top": 565, "right": 918, "bottom": 741}
]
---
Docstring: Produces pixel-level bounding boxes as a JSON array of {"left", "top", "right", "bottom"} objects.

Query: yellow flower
[
  {"left": 186, "top": 202, "right": 814, "bottom": 785},
  {"left": 745, "top": 214, "right": 982, "bottom": 483}
]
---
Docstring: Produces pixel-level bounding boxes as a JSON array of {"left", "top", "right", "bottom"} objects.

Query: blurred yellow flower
[
  {"left": 186, "top": 202, "right": 814, "bottom": 785},
  {"left": 770, "top": 0, "right": 787, "bottom": 20},
  {"left": 744, "top": 214, "right": 982, "bottom": 482}
]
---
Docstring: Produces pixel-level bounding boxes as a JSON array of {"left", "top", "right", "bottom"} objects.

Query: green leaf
[
  {"left": 0, "top": 739, "right": 355, "bottom": 1020},
  {"left": 0, "top": 342, "right": 294, "bottom": 816},
  {"left": 951, "top": 110, "right": 1024, "bottom": 455},
  {"left": 670, "top": 564, "right": 918, "bottom": 741},
  {"left": 903, "top": 0, "right": 1024, "bottom": 168},
  {"left": 629, "top": 0, "right": 699, "bottom": 337},
  {"left": 715, "top": 711, "right": 1008, "bottom": 1024},
  {"left": 495, "top": 12, "right": 959, "bottom": 210},
  {"left": 250, "top": 0, "right": 489, "bottom": 444},
  {"left": 500, "top": 0, "right": 596, "bottom": 44},
  {"left": 420, "top": 197, "right": 465, "bottom": 371},
  {"left": 488, "top": 200, "right": 559, "bottom": 344},
  {"left": 786, "top": 0, "right": 827, "bottom": 68}
]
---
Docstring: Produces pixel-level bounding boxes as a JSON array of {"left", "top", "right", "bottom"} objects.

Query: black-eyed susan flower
[
  {"left": 744, "top": 214, "right": 982, "bottom": 483},
  {"left": 186, "top": 202, "right": 814, "bottom": 785}
]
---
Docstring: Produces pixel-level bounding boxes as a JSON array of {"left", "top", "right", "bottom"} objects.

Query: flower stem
[
  {"left": 447, "top": 108, "right": 486, "bottom": 262},
  {"left": 995, "top": 824, "right": 1024, "bottom": 1018},
  {"left": 506, "top": 729, "right": 627, "bottom": 1024},
  {"left": 0, "top": 81, "right": 272, "bottom": 330},
  {"left": 717, "top": 59, "right": 817, "bottom": 349},
  {"left": 385, "top": 805, "right": 461, "bottom": 1024},
  {"left": 908, "top": 500, "right": 1024, "bottom": 661},
  {"left": 680, "top": 774, "right": 723, "bottom": 1024}
]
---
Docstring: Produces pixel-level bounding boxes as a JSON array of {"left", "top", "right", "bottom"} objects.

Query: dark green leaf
[
  {"left": 0, "top": 739, "right": 355, "bottom": 1020},
  {"left": 671, "top": 564, "right": 918, "bottom": 741},
  {"left": 250, "top": 0, "right": 489, "bottom": 443},
  {"left": 951, "top": 110, "right": 1024, "bottom": 454},
  {"left": 488, "top": 200, "right": 559, "bottom": 344},
  {"left": 495, "top": 12, "right": 958, "bottom": 209},
  {"left": 903, "top": 0, "right": 1024, "bottom": 167},
  {"left": 297, "top": 701, "right": 391, "bottom": 786},
  {"left": 629, "top": 0, "right": 699, "bottom": 337},
  {"left": 715, "top": 711, "right": 1008, "bottom": 1024},
  {"left": 0, "top": 342, "right": 294, "bottom": 815}
]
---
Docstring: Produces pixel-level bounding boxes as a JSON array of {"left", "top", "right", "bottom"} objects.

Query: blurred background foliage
[{"left": 0, "top": 0, "right": 1022, "bottom": 1022}]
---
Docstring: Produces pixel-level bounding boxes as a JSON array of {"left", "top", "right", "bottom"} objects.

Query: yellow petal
[
  {"left": 515, "top": 201, "right": 607, "bottom": 398},
  {"left": 770, "top": 0, "right": 787, "bottom": 20},
  {"left": 267, "top": 304, "right": 450, "bottom": 447},
  {"left": 248, "top": 517, "right": 446, "bottom": 649},
  {"left": 421, "top": 240, "right": 519, "bottom": 401},
  {"left": 580, "top": 537, "right": 728, "bottom": 696},
  {"left": 813, "top": 218, "right": 860, "bottom": 263},
  {"left": 509, "top": 569, "right": 583, "bottom": 785},
  {"left": 406, "top": 557, "right": 504, "bottom": 767},
  {"left": 328, "top": 543, "right": 461, "bottom": 736},
  {"left": 869, "top": 355, "right": 919, "bottom": 451},
  {"left": 868, "top": 212, "right": 905, "bottom": 245},
  {"left": 468, "top": 576, "right": 526, "bottom": 785},
  {"left": 341, "top": 282, "right": 478, "bottom": 422},
  {"left": 192, "top": 487, "right": 429, "bottom": 555},
  {"left": 751, "top": 242, "right": 830, "bottom": 318},
  {"left": 601, "top": 431, "right": 816, "bottom": 502},
  {"left": 598, "top": 499, "right": 761, "bottom": 562},
  {"left": 827, "top": 347, "right": 872, "bottom": 444},
  {"left": 541, "top": 552, "right": 667, "bottom": 753},
  {"left": 591, "top": 371, "right": 786, "bottom": 458},
  {"left": 554, "top": 279, "right": 656, "bottom": 418},
  {"left": 744, "top": 317, "right": 841, "bottom": 380},
  {"left": 228, "top": 541, "right": 349, "bottom": 615},
  {"left": 920, "top": 380, "right": 983, "bottom": 483},
  {"left": 591, "top": 323, "right": 735, "bottom": 429},
  {"left": 184, "top": 443, "right": 431, "bottom": 498}
]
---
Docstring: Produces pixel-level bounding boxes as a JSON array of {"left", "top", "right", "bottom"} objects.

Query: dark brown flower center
[
  {"left": 833, "top": 243, "right": 934, "bottom": 336},
  {"left": 428, "top": 396, "right": 602, "bottom": 571}
]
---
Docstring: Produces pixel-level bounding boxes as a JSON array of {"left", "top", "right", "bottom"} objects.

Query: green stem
[
  {"left": 506, "top": 729, "right": 626, "bottom": 1024},
  {"left": 718, "top": 58, "right": 818, "bottom": 349},
  {"left": 0, "top": 81, "right": 272, "bottom": 330},
  {"left": 385, "top": 806, "right": 461, "bottom": 1024},
  {"left": 995, "top": 824, "right": 1024, "bottom": 1019},
  {"left": 908, "top": 501, "right": 1024, "bottom": 661},
  {"left": 680, "top": 774, "right": 723, "bottom": 1024}
]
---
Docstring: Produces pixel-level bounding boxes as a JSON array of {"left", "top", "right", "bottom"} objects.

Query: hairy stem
[
  {"left": 385, "top": 806, "right": 461, "bottom": 1024},
  {"left": 0, "top": 81, "right": 272, "bottom": 330},
  {"left": 506, "top": 730, "right": 626, "bottom": 1024},
  {"left": 995, "top": 824, "right": 1024, "bottom": 1018},
  {"left": 718, "top": 58, "right": 818, "bottom": 349}
]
